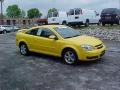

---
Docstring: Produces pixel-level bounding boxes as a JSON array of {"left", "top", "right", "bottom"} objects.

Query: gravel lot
[
  {"left": 0, "top": 26, "right": 120, "bottom": 90},
  {"left": 78, "top": 25, "right": 120, "bottom": 41}
]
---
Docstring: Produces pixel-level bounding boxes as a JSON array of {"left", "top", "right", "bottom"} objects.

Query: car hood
[
  {"left": 18, "top": 29, "right": 28, "bottom": 33},
  {"left": 65, "top": 35, "right": 102, "bottom": 46}
]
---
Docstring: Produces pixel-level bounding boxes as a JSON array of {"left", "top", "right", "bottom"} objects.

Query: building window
[
  {"left": 7, "top": 20, "right": 11, "bottom": 25},
  {"left": 13, "top": 20, "right": 16, "bottom": 25},
  {"left": 23, "top": 20, "right": 26, "bottom": 25}
]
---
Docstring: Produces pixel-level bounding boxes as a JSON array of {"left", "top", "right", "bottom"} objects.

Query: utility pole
[
  {"left": 119, "top": 0, "right": 120, "bottom": 9},
  {"left": 0, "top": 0, "right": 4, "bottom": 25}
]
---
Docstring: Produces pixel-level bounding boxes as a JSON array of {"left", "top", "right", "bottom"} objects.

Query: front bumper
[
  {"left": 101, "top": 18, "right": 118, "bottom": 24},
  {"left": 77, "top": 45, "right": 106, "bottom": 61}
]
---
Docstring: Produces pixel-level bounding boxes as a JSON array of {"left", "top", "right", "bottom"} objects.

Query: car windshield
[
  {"left": 55, "top": 26, "right": 80, "bottom": 39},
  {"left": 102, "top": 8, "right": 117, "bottom": 14}
]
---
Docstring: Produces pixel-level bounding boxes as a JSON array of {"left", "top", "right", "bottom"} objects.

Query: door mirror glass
[
  {"left": 95, "top": 11, "right": 99, "bottom": 16},
  {"left": 96, "top": 13, "right": 99, "bottom": 16},
  {"left": 49, "top": 35, "right": 57, "bottom": 40}
]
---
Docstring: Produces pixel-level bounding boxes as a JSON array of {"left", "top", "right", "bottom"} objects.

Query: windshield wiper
[
  {"left": 65, "top": 35, "right": 80, "bottom": 39},
  {"left": 72, "top": 35, "right": 80, "bottom": 37},
  {"left": 65, "top": 36, "right": 72, "bottom": 38}
]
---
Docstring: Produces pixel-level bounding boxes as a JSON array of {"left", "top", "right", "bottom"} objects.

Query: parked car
[
  {"left": 0, "top": 25, "right": 13, "bottom": 34},
  {"left": 67, "top": 8, "right": 100, "bottom": 26},
  {"left": 47, "top": 11, "right": 67, "bottom": 25},
  {"left": 16, "top": 25, "right": 106, "bottom": 65},
  {"left": 13, "top": 26, "right": 20, "bottom": 31},
  {"left": 100, "top": 8, "right": 120, "bottom": 26},
  {"left": 37, "top": 18, "right": 48, "bottom": 25}
]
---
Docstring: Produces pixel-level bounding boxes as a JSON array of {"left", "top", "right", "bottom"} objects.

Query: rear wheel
[
  {"left": 97, "top": 20, "right": 101, "bottom": 26},
  {"left": 19, "top": 43, "right": 29, "bottom": 55},
  {"left": 62, "top": 49, "right": 78, "bottom": 65},
  {"left": 62, "top": 21, "right": 67, "bottom": 25},
  {"left": 110, "top": 23, "right": 113, "bottom": 26},
  {"left": 85, "top": 20, "right": 89, "bottom": 27},
  {"left": 102, "top": 22, "right": 105, "bottom": 26},
  {"left": 3, "top": 30, "right": 7, "bottom": 34}
]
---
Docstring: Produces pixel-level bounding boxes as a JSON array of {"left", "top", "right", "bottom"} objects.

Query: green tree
[
  {"left": 27, "top": 8, "right": 42, "bottom": 18},
  {"left": 6, "top": 5, "right": 21, "bottom": 18},
  {"left": 48, "top": 8, "right": 57, "bottom": 14}
]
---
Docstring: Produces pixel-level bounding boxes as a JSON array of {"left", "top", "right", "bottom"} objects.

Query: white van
[
  {"left": 0, "top": 25, "right": 13, "bottom": 34},
  {"left": 67, "top": 8, "right": 100, "bottom": 26},
  {"left": 47, "top": 11, "right": 67, "bottom": 25}
]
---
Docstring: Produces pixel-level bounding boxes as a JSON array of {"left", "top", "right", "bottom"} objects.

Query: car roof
[
  {"left": 0, "top": 25, "right": 12, "bottom": 26},
  {"left": 32, "top": 25, "right": 67, "bottom": 29}
]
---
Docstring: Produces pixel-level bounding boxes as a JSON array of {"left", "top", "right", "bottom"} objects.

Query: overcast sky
[{"left": 3, "top": 0, "right": 120, "bottom": 16}]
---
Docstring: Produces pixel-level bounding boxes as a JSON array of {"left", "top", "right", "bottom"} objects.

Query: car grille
[{"left": 95, "top": 44, "right": 103, "bottom": 49}]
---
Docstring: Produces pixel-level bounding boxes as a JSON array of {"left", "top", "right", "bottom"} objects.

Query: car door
[
  {"left": 93, "top": 11, "right": 100, "bottom": 23},
  {"left": 75, "top": 8, "right": 81, "bottom": 22},
  {"left": 25, "top": 28, "right": 39, "bottom": 51},
  {"left": 34, "top": 28, "right": 60, "bottom": 56},
  {"left": 52, "top": 12, "right": 59, "bottom": 24},
  {"left": 67, "top": 9, "right": 75, "bottom": 23},
  {"left": 48, "top": 12, "right": 59, "bottom": 24},
  {"left": 48, "top": 12, "right": 53, "bottom": 24}
]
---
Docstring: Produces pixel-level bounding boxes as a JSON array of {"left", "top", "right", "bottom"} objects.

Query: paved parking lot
[{"left": 0, "top": 32, "right": 120, "bottom": 90}]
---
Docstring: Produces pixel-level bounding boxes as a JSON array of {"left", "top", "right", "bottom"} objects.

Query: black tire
[
  {"left": 102, "top": 22, "right": 105, "bottom": 26},
  {"left": 85, "top": 20, "right": 89, "bottom": 27},
  {"left": 97, "top": 20, "right": 101, "bottom": 26},
  {"left": 110, "top": 23, "right": 113, "bottom": 26},
  {"left": 19, "top": 43, "right": 29, "bottom": 56},
  {"left": 3, "top": 30, "right": 7, "bottom": 34},
  {"left": 62, "top": 21, "right": 67, "bottom": 25},
  {"left": 62, "top": 48, "right": 78, "bottom": 65},
  {"left": 117, "top": 20, "right": 120, "bottom": 25}
]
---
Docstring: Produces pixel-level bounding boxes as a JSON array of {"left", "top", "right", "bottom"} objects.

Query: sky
[{"left": 3, "top": 0, "right": 120, "bottom": 16}]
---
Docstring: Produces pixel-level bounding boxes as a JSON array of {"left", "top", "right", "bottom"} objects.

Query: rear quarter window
[{"left": 68, "top": 9, "right": 74, "bottom": 15}]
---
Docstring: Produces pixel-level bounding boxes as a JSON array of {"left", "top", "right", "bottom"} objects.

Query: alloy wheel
[{"left": 64, "top": 50, "right": 76, "bottom": 64}]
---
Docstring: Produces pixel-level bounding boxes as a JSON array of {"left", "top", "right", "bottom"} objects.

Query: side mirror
[
  {"left": 96, "top": 13, "right": 99, "bottom": 16},
  {"left": 49, "top": 35, "right": 57, "bottom": 40}
]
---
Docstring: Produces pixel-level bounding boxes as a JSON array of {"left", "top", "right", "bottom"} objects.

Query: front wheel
[
  {"left": 62, "top": 49, "right": 78, "bottom": 65},
  {"left": 19, "top": 43, "right": 29, "bottom": 55}
]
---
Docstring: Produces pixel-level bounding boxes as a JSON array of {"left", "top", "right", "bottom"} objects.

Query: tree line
[{"left": 5, "top": 4, "right": 57, "bottom": 19}]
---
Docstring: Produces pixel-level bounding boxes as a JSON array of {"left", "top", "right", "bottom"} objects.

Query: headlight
[{"left": 81, "top": 44, "right": 94, "bottom": 51}]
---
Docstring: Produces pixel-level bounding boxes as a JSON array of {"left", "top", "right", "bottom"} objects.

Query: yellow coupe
[{"left": 16, "top": 25, "right": 106, "bottom": 65}]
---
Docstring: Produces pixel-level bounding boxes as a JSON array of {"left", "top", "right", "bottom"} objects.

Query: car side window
[
  {"left": 69, "top": 9, "right": 74, "bottom": 15},
  {"left": 75, "top": 9, "right": 80, "bottom": 15},
  {"left": 40, "top": 28, "right": 54, "bottom": 38},
  {"left": 53, "top": 12, "right": 58, "bottom": 17},
  {"left": 26, "top": 28, "right": 38, "bottom": 36},
  {"left": 48, "top": 12, "right": 52, "bottom": 18},
  {"left": 36, "top": 28, "right": 42, "bottom": 36}
]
